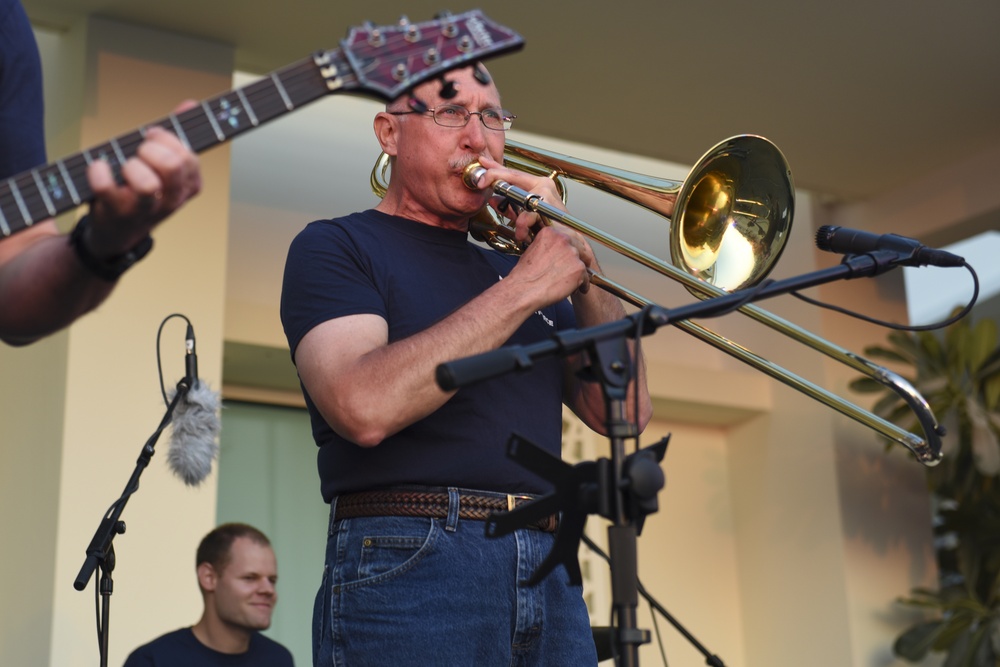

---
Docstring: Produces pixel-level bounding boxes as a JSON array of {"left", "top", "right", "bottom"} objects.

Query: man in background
[{"left": 123, "top": 523, "right": 294, "bottom": 666}]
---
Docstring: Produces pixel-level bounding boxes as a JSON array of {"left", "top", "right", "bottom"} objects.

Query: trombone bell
[{"left": 502, "top": 135, "right": 794, "bottom": 292}]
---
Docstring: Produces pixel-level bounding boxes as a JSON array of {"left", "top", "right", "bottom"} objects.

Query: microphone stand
[
  {"left": 73, "top": 376, "right": 192, "bottom": 667},
  {"left": 590, "top": 333, "right": 650, "bottom": 667},
  {"left": 436, "top": 250, "right": 920, "bottom": 665}
]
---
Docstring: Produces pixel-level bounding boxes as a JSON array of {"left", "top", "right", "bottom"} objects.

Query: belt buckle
[{"left": 506, "top": 494, "right": 532, "bottom": 512}]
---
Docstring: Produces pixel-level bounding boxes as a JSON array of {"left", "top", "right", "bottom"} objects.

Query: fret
[
  {"left": 36, "top": 164, "right": 71, "bottom": 214},
  {"left": 0, "top": 201, "right": 9, "bottom": 237},
  {"left": 115, "top": 130, "right": 144, "bottom": 164},
  {"left": 177, "top": 106, "right": 221, "bottom": 153},
  {"left": 15, "top": 172, "right": 51, "bottom": 224},
  {"left": 83, "top": 144, "right": 124, "bottom": 185},
  {"left": 10, "top": 180, "right": 32, "bottom": 226},
  {"left": 204, "top": 92, "right": 253, "bottom": 139},
  {"left": 62, "top": 154, "right": 92, "bottom": 203},
  {"left": 200, "top": 100, "right": 226, "bottom": 142},
  {"left": 270, "top": 72, "right": 294, "bottom": 111},
  {"left": 238, "top": 77, "right": 285, "bottom": 126},
  {"left": 37, "top": 165, "right": 65, "bottom": 205},
  {"left": 148, "top": 119, "right": 173, "bottom": 136},
  {"left": 236, "top": 89, "right": 259, "bottom": 127},
  {"left": 0, "top": 182, "right": 22, "bottom": 227},
  {"left": 31, "top": 170, "right": 56, "bottom": 218},
  {"left": 109, "top": 137, "right": 128, "bottom": 167},
  {"left": 168, "top": 114, "right": 191, "bottom": 149},
  {"left": 57, "top": 160, "right": 83, "bottom": 206}
]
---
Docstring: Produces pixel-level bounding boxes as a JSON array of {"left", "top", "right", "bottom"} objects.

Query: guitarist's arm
[{"left": 0, "top": 124, "right": 201, "bottom": 346}]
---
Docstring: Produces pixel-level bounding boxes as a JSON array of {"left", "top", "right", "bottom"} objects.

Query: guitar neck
[
  {"left": 0, "top": 50, "right": 349, "bottom": 237},
  {"left": 0, "top": 9, "right": 525, "bottom": 238}
]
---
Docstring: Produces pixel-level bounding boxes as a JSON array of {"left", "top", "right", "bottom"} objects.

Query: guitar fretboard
[
  {"left": 0, "top": 51, "right": 348, "bottom": 237},
  {"left": 0, "top": 9, "right": 525, "bottom": 238}
]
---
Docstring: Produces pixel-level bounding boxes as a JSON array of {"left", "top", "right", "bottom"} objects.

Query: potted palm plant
[{"left": 851, "top": 314, "right": 1000, "bottom": 664}]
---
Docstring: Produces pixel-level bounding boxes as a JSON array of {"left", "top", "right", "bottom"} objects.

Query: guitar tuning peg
[
  {"left": 397, "top": 15, "right": 411, "bottom": 27},
  {"left": 407, "top": 97, "right": 428, "bottom": 114},
  {"left": 392, "top": 63, "right": 410, "bottom": 83},
  {"left": 439, "top": 77, "right": 457, "bottom": 99},
  {"left": 434, "top": 10, "right": 458, "bottom": 37},
  {"left": 422, "top": 48, "right": 442, "bottom": 67},
  {"left": 474, "top": 64, "right": 491, "bottom": 85},
  {"left": 362, "top": 21, "right": 385, "bottom": 48}
]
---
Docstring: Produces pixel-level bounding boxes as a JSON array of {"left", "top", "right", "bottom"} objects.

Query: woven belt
[{"left": 334, "top": 489, "right": 558, "bottom": 533}]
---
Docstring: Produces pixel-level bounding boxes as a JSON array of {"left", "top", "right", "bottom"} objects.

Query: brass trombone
[{"left": 370, "top": 136, "right": 944, "bottom": 465}]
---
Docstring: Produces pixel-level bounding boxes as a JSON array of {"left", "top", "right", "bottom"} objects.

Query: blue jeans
[{"left": 313, "top": 488, "right": 598, "bottom": 666}]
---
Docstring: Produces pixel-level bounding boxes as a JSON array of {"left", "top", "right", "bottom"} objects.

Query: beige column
[{"left": 0, "top": 16, "right": 233, "bottom": 667}]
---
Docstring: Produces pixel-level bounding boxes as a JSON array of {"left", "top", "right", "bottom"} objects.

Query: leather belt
[{"left": 334, "top": 489, "right": 558, "bottom": 533}]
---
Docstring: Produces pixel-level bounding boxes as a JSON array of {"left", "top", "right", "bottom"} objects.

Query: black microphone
[
  {"left": 185, "top": 322, "right": 198, "bottom": 384},
  {"left": 815, "top": 225, "right": 965, "bottom": 268},
  {"left": 168, "top": 321, "right": 220, "bottom": 486}
]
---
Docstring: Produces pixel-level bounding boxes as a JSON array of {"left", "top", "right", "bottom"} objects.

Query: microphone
[
  {"left": 815, "top": 225, "right": 965, "bottom": 268},
  {"left": 167, "top": 322, "right": 220, "bottom": 486},
  {"left": 185, "top": 322, "right": 198, "bottom": 383}
]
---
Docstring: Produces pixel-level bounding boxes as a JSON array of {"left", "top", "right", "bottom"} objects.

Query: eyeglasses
[{"left": 389, "top": 104, "right": 515, "bottom": 131}]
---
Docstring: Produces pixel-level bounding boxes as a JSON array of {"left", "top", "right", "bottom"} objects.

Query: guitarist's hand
[{"left": 84, "top": 102, "right": 203, "bottom": 259}]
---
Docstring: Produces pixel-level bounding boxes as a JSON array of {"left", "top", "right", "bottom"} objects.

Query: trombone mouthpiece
[{"left": 462, "top": 163, "right": 487, "bottom": 190}]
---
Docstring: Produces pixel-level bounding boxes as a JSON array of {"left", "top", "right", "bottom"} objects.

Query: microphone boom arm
[
  {"left": 438, "top": 252, "right": 945, "bottom": 465},
  {"left": 73, "top": 377, "right": 191, "bottom": 667}
]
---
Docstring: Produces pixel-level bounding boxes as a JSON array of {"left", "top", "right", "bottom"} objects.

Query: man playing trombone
[{"left": 280, "top": 63, "right": 651, "bottom": 665}]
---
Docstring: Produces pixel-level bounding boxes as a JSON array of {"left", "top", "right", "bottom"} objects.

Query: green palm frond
[{"left": 853, "top": 313, "right": 1000, "bottom": 664}]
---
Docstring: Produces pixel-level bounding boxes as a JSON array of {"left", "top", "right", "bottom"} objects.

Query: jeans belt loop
[
  {"left": 446, "top": 487, "right": 461, "bottom": 532},
  {"left": 328, "top": 495, "right": 339, "bottom": 536}
]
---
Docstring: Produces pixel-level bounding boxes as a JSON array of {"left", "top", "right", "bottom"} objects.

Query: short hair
[{"left": 196, "top": 523, "right": 271, "bottom": 573}]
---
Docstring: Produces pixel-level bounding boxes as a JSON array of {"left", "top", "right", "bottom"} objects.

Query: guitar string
[
  {"left": 0, "top": 58, "right": 326, "bottom": 232},
  {"left": 1, "top": 41, "right": 472, "bottom": 234}
]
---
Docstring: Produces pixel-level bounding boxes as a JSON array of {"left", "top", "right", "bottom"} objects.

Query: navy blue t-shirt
[
  {"left": 0, "top": 0, "right": 46, "bottom": 178},
  {"left": 122, "top": 628, "right": 294, "bottom": 666},
  {"left": 281, "top": 210, "right": 576, "bottom": 500}
]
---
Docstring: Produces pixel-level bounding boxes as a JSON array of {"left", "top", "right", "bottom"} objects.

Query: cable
[
  {"left": 155, "top": 313, "right": 191, "bottom": 405},
  {"left": 790, "top": 261, "right": 979, "bottom": 332},
  {"left": 583, "top": 533, "right": 728, "bottom": 667},
  {"left": 632, "top": 306, "right": 652, "bottom": 454}
]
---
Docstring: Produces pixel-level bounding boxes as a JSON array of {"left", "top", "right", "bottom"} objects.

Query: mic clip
[{"left": 839, "top": 249, "right": 911, "bottom": 278}]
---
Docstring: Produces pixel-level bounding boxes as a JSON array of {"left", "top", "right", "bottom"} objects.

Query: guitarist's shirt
[
  {"left": 0, "top": 0, "right": 46, "bottom": 178},
  {"left": 281, "top": 210, "right": 574, "bottom": 502}
]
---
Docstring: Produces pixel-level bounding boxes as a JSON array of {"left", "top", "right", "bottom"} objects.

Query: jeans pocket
[
  {"left": 358, "top": 534, "right": 428, "bottom": 578},
  {"left": 338, "top": 517, "right": 438, "bottom": 590}
]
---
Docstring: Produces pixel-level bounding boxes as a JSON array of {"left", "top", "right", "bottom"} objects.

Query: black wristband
[{"left": 68, "top": 214, "right": 153, "bottom": 282}]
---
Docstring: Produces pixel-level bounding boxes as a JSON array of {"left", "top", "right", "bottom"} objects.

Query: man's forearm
[{"left": 0, "top": 223, "right": 116, "bottom": 345}]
